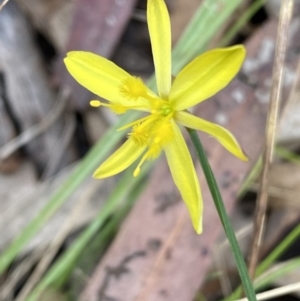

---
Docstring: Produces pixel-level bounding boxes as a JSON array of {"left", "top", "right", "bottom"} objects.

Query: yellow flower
[{"left": 64, "top": 0, "right": 247, "bottom": 234}]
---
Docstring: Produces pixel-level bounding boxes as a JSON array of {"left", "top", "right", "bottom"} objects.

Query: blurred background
[{"left": 1, "top": 0, "right": 300, "bottom": 300}]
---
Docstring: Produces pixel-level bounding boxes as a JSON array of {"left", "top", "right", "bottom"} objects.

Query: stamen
[
  {"left": 90, "top": 100, "right": 128, "bottom": 114},
  {"left": 91, "top": 99, "right": 151, "bottom": 116},
  {"left": 151, "top": 117, "right": 174, "bottom": 147},
  {"left": 90, "top": 100, "right": 101, "bottom": 107},
  {"left": 139, "top": 114, "right": 160, "bottom": 129},
  {"left": 127, "top": 114, "right": 161, "bottom": 146},
  {"left": 120, "top": 76, "right": 148, "bottom": 101},
  {"left": 128, "top": 124, "right": 149, "bottom": 146},
  {"left": 89, "top": 100, "right": 111, "bottom": 109},
  {"left": 133, "top": 152, "right": 149, "bottom": 177},
  {"left": 117, "top": 115, "right": 152, "bottom": 131},
  {"left": 110, "top": 103, "right": 128, "bottom": 115},
  {"left": 147, "top": 143, "right": 161, "bottom": 159},
  {"left": 150, "top": 98, "right": 164, "bottom": 113}
]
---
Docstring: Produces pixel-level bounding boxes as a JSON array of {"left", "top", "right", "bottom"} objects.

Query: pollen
[
  {"left": 128, "top": 124, "right": 149, "bottom": 146},
  {"left": 151, "top": 118, "right": 174, "bottom": 147},
  {"left": 120, "top": 76, "right": 148, "bottom": 100},
  {"left": 147, "top": 143, "right": 162, "bottom": 159}
]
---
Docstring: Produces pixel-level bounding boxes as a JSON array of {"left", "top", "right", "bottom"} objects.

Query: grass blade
[{"left": 187, "top": 128, "right": 257, "bottom": 301}]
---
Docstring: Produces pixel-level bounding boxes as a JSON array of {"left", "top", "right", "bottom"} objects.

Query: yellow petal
[
  {"left": 176, "top": 111, "right": 248, "bottom": 161},
  {"left": 147, "top": 0, "right": 171, "bottom": 98},
  {"left": 64, "top": 51, "right": 129, "bottom": 103},
  {"left": 170, "top": 45, "right": 246, "bottom": 110},
  {"left": 93, "top": 138, "right": 146, "bottom": 178},
  {"left": 164, "top": 120, "right": 203, "bottom": 234}
]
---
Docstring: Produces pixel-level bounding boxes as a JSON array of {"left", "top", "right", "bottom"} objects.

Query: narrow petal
[
  {"left": 176, "top": 111, "right": 248, "bottom": 161},
  {"left": 170, "top": 45, "right": 246, "bottom": 110},
  {"left": 65, "top": 51, "right": 129, "bottom": 102},
  {"left": 93, "top": 138, "right": 146, "bottom": 178},
  {"left": 164, "top": 121, "right": 203, "bottom": 234},
  {"left": 65, "top": 52, "right": 154, "bottom": 110},
  {"left": 147, "top": 0, "right": 171, "bottom": 98}
]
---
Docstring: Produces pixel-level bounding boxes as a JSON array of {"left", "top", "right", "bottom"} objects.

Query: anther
[
  {"left": 90, "top": 100, "right": 112, "bottom": 109},
  {"left": 133, "top": 167, "right": 140, "bottom": 177},
  {"left": 133, "top": 152, "right": 149, "bottom": 177},
  {"left": 90, "top": 100, "right": 101, "bottom": 107}
]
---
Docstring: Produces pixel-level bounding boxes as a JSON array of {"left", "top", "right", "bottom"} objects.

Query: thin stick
[
  {"left": 15, "top": 180, "right": 100, "bottom": 301},
  {"left": 247, "top": 0, "right": 293, "bottom": 279},
  {"left": 0, "top": 0, "right": 10, "bottom": 11},
  {"left": 235, "top": 282, "right": 300, "bottom": 301},
  {"left": 0, "top": 87, "right": 70, "bottom": 161},
  {"left": 0, "top": 248, "right": 46, "bottom": 300},
  {"left": 41, "top": 113, "right": 75, "bottom": 180}
]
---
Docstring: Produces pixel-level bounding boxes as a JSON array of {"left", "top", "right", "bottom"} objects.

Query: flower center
[
  {"left": 160, "top": 104, "right": 173, "bottom": 116},
  {"left": 131, "top": 112, "right": 174, "bottom": 177}
]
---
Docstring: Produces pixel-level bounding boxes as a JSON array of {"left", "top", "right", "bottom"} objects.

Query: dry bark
[
  {"left": 0, "top": 1, "right": 72, "bottom": 176},
  {"left": 0, "top": 72, "right": 20, "bottom": 173}
]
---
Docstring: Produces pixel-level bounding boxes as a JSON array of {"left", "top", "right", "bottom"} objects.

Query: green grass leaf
[{"left": 188, "top": 128, "right": 257, "bottom": 301}]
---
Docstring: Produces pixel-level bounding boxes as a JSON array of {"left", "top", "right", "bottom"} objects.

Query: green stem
[
  {"left": 220, "top": 0, "right": 267, "bottom": 47},
  {"left": 222, "top": 193, "right": 300, "bottom": 301},
  {"left": 187, "top": 128, "right": 257, "bottom": 301},
  {"left": 257, "top": 223, "right": 300, "bottom": 275},
  {"left": 276, "top": 147, "right": 300, "bottom": 165}
]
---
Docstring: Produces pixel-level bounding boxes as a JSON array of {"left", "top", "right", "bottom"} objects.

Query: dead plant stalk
[
  {"left": 248, "top": 0, "right": 294, "bottom": 279},
  {"left": 0, "top": 0, "right": 10, "bottom": 11}
]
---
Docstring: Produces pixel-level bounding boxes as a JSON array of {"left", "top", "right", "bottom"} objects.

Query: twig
[
  {"left": 250, "top": 183, "right": 300, "bottom": 208},
  {"left": 277, "top": 52, "right": 300, "bottom": 149},
  {"left": 279, "top": 54, "right": 300, "bottom": 126},
  {"left": 247, "top": 0, "right": 293, "bottom": 279},
  {"left": 214, "top": 249, "right": 233, "bottom": 296},
  {"left": 0, "top": 0, "right": 10, "bottom": 11},
  {"left": 235, "top": 282, "right": 300, "bottom": 301},
  {"left": 0, "top": 87, "right": 70, "bottom": 161},
  {"left": 15, "top": 180, "right": 100, "bottom": 301},
  {"left": 41, "top": 112, "right": 75, "bottom": 180},
  {"left": 0, "top": 248, "right": 46, "bottom": 301},
  {"left": 254, "top": 258, "right": 297, "bottom": 285},
  {"left": 215, "top": 223, "right": 253, "bottom": 297}
]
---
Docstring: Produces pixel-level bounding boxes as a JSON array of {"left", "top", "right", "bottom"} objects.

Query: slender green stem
[
  {"left": 276, "top": 147, "right": 300, "bottom": 165},
  {"left": 220, "top": 0, "right": 267, "bottom": 47},
  {"left": 187, "top": 128, "right": 257, "bottom": 301},
  {"left": 255, "top": 257, "right": 300, "bottom": 291},
  {"left": 257, "top": 223, "right": 300, "bottom": 275},
  {"left": 223, "top": 223, "right": 300, "bottom": 301},
  {"left": 237, "top": 156, "right": 262, "bottom": 199}
]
